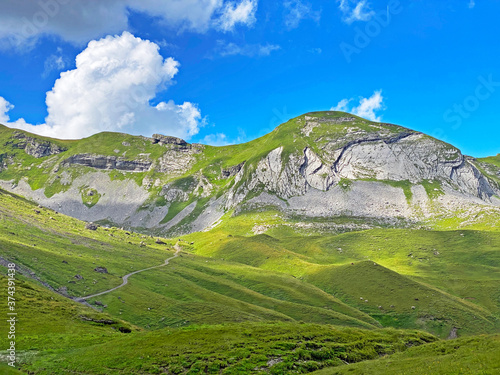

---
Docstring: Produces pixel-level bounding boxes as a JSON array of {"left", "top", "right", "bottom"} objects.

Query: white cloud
[
  {"left": 338, "top": 0, "right": 375, "bottom": 24},
  {"left": 1, "top": 32, "right": 204, "bottom": 140},
  {"left": 0, "top": 97, "right": 38, "bottom": 130},
  {"left": 201, "top": 128, "right": 248, "bottom": 146},
  {"left": 0, "top": 97, "right": 14, "bottom": 124},
  {"left": 216, "top": 41, "right": 280, "bottom": 57},
  {"left": 0, "top": 0, "right": 258, "bottom": 49},
  {"left": 468, "top": 0, "right": 476, "bottom": 9},
  {"left": 331, "top": 90, "right": 384, "bottom": 121},
  {"left": 202, "top": 133, "right": 228, "bottom": 146},
  {"left": 331, "top": 98, "right": 351, "bottom": 112},
  {"left": 42, "top": 48, "right": 67, "bottom": 77},
  {"left": 217, "top": 0, "right": 258, "bottom": 32},
  {"left": 284, "top": 0, "right": 321, "bottom": 30}
]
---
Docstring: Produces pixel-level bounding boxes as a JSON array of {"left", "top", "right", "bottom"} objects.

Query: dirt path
[{"left": 75, "top": 244, "right": 181, "bottom": 302}]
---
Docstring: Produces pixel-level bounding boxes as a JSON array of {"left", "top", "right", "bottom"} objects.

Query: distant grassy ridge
[
  {"left": 183, "top": 220, "right": 500, "bottom": 338},
  {"left": 0, "top": 111, "right": 428, "bottom": 212},
  {"left": 479, "top": 154, "right": 500, "bottom": 168}
]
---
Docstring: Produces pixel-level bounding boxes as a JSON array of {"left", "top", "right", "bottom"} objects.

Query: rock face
[
  {"left": 63, "top": 154, "right": 152, "bottom": 172},
  {"left": 9, "top": 132, "right": 67, "bottom": 158},
  {"left": 151, "top": 136, "right": 204, "bottom": 175},
  {"left": 221, "top": 162, "right": 245, "bottom": 179},
  {"left": 151, "top": 134, "right": 188, "bottom": 147},
  {"left": 228, "top": 122, "right": 500, "bottom": 207}
]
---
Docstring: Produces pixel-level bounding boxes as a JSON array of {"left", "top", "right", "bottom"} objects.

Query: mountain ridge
[{"left": 1, "top": 111, "right": 499, "bottom": 236}]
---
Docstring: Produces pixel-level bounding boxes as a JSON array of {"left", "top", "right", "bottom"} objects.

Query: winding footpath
[{"left": 74, "top": 244, "right": 181, "bottom": 302}]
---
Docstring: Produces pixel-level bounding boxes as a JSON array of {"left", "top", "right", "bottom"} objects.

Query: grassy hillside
[
  {"left": 0, "top": 188, "right": 379, "bottom": 331},
  {"left": 0, "top": 188, "right": 175, "bottom": 297},
  {"left": 313, "top": 334, "right": 500, "bottom": 375},
  {"left": 181, "top": 216, "right": 500, "bottom": 338},
  {"left": 479, "top": 154, "right": 500, "bottom": 168},
  {"left": 0, "top": 254, "right": 437, "bottom": 375},
  {"left": 2, "top": 187, "right": 499, "bottom": 338}
]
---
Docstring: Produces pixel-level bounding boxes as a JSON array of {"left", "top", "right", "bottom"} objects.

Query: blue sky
[{"left": 0, "top": 0, "right": 498, "bottom": 157}]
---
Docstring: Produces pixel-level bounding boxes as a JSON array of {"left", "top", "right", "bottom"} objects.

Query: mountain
[
  {"left": 1, "top": 113, "right": 500, "bottom": 374},
  {"left": 1, "top": 112, "right": 499, "bottom": 236}
]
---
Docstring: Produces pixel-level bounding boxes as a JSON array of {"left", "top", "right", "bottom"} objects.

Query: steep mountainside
[{"left": 0, "top": 112, "right": 499, "bottom": 235}]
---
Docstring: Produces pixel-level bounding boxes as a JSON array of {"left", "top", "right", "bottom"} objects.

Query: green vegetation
[
  {"left": 338, "top": 178, "right": 352, "bottom": 192},
  {"left": 479, "top": 154, "right": 500, "bottom": 168},
  {"left": 80, "top": 185, "right": 101, "bottom": 208},
  {"left": 313, "top": 334, "right": 500, "bottom": 375},
  {"left": 0, "top": 184, "right": 499, "bottom": 373},
  {"left": 22, "top": 323, "right": 436, "bottom": 375},
  {"left": 421, "top": 179, "right": 445, "bottom": 199},
  {"left": 183, "top": 219, "right": 500, "bottom": 339}
]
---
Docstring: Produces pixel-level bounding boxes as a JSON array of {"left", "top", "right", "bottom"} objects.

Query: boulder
[
  {"left": 85, "top": 222, "right": 98, "bottom": 231},
  {"left": 94, "top": 267, "right": 108, "bottom": 274}
]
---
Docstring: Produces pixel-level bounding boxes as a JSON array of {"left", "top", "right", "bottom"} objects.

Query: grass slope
[
  {"left": 0, "top": 275, "right": 135, "bottom": 372},
  {"left": 23, "top": 323, "right": 436, "bottom": 375},
  {"left": 182, "top": 220, "right": 500, "bottom": 338},
  {"left": 0, "top": 189, "right": 376, "bottom": 331},
  {"left": 313, "top": 334, "right": 500, "bottom": 375}
]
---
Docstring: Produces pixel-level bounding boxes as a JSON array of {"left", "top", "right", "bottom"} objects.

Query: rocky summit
[{"left": 0, "top": 111, "right": 499, "bottom": 235}]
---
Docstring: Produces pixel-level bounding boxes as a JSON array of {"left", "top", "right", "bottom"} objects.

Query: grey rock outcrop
[
  {"left": 229, "top": 132, "right": 500, "bottom": 207},
  {"left": 94, "top": 267, "right": 108, "bottom": 274},
  {"left": 63, "top": 154, "right": 152, "bottom": 172},
  {"left": 151, "top": 134, "right": 188, "bottom": 147},
  {"left": 9, "top": 132, "right": 67, "bottom": 158},
  {"left": 85, "top": 222, "right": 98, "bottom": 230},
  {"left": 221, "top": 162, "right": 245, "bottom": 179}
]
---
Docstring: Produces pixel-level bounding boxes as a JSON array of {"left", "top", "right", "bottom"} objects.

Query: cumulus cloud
[
  {"left": 215, "top": 41, "right": 280, "bottom": 57},
  {"left": 284, "top": 0, "right": 321, "bottom": 30},
  {"left": 1, "top": 32, "right": 204, "bottom": 140},
  {"left": 0, "top": 0, "right": 257, "bottom": 49},
  {"left": 468, "top": 0, "right": 476, "bottom": 9},
  {"left": 217, "top": 0, "right": 258, "bottom": 32},
  {"left": 331, "top": 90, "right": 384, "bottom": 121},
  {"left": 338, "top": 0, "right": 375, "bottom": 24}
]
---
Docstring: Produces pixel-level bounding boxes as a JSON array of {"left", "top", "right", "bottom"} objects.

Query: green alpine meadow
[{"left": 0, "top": 111, "right": 499, "bottom": 374}]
